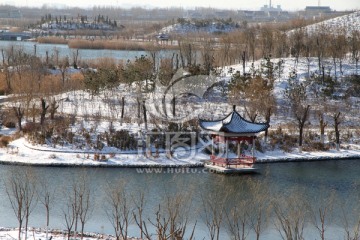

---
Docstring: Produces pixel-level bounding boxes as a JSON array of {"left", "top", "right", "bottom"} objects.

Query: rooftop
[{"left": 199, "top": 106, "right": 269, "bottom": 134}]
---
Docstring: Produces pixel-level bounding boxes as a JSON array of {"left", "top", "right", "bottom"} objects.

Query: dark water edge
[{"left": 0, "top": 158, "right": 358, "bottom": 239}]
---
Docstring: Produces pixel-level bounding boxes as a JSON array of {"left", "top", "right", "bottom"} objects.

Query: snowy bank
[
  {"left": 0, "top": 227, "right": 135, "bottom": 240},
  {"left": 0, "top": 138, "right": 205, "bottom": 168},
  {"left": 1, "top": 138, "right": 360, "bottom": 168}
]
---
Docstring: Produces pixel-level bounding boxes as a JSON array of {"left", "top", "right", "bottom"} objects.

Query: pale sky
[{"left": 5, "top": 0, "right": 360, "bottom": 11}]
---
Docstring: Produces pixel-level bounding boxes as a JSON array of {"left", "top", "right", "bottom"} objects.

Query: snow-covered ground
[
  {"left": 2, "top": 55, "right": 360, "bottom": 167},
  {"left": 1, "top": 137, "right": 205, "bottom": 167},
  {"left": 2, "top": 15, "right": 360, "bottom": 167},
  {"left": 296, "top": 11, "right": 360, "bottom": 35},
  {"left": 161, "top": 21, "right": 238, "bottom": 34},
  {"left": 2, "top": 133, "right": 360, "bottom": 168},
  {"left": 0, "top": 227, "right": 131, "bottom": 240}
]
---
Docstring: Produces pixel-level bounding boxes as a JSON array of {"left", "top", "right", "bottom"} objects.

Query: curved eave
[
  {"left": 199, "top": 111, "right": 270, "bottom": 134},
  {"left": 201, "top": 130, "right": 259, "bottom": 137}
]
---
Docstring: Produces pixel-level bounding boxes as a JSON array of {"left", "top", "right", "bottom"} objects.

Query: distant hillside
[
  {"left": 161, "top": 18, "right": 240, "bottom": 34},
  {"left": 302, "top": 11, "right": 360, "bottom": 34}
]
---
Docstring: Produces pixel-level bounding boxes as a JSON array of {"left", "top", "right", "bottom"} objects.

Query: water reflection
[{"left": 0, "top": 159, "right": 358, "bottom": 239}]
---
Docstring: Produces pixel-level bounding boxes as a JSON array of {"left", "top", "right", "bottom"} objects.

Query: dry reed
[{"left": 37, "top": 37, "right": 68, "bottom": 45}]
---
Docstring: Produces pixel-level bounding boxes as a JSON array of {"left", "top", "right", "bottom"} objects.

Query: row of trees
[
  {"left": 227, "top": 54, "right": 356, "bottom": 153},
  {"left": 3, "top": 167, "right": 360, "bottom": 240},
  {"left": 214, "top": 23, "right": 360, "bottom": 72},
  {"left": 1, "top": 47, "right": 354, "bottom": 153}
]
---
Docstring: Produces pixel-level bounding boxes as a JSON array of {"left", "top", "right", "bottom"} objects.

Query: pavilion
[{"left": 199, "top": 105, "right": 269, "bottom": 173}]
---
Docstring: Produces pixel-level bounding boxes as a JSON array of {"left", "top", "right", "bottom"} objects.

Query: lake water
[
  {"left": 0, "top": 40, "right": 157, "bottom": 60},
  {"left": 0, "top": 40, "right": 358, "bottom": 239},
  {"left": 0, "top": 159, "right": 358, "bottom": 239}
]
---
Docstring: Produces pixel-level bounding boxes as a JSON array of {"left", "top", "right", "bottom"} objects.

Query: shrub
[
  {"left": 3, "top": 120, "right": 16, "bottom": 128},
  {"left": 268, "top": 127, "right": 297, "bottom": 152},
  {"left": 0, "top": 136, "right": 11, "bottom": 148},
  {"left": 103, "top": 130, "right": 137, "bottom": 150},
  {"left": 346, "top": 74, "right": 360, "bottom": 97},
  {"left": 22, "top": 122, "right": 41, "bottom": 134},
  {"left": 255, "top": 139, "right": 264, "bottom": 153},
  {"left": 303, "top": 142, "right": 330, "bottom": 151}
]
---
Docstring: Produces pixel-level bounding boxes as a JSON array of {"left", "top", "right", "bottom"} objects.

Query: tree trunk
[
  {"left": 18, "top": 220, "right": 22, "bottom": 240},
  {"left": 142, "top": 100, "right": 147, "bottom": 131},
  {"left": 25, "top": 213, "right": 29, "bottom": 240},
  {"left": 46, "top": 205, "right": 49, "bottom": 240},
  {"left": 137, "top": 98, "right": 141, "bottom": 126},
  {"left": 121, "top": 96, "right": 125, "bottom": 126},
  {"left": 319, "top": 113, "right": 327, "bottom": 145},
  {"left": 299, "top": 127, "right": 303, "bottom": 153},
  {"left": 242, "top": 51, "right": 246, "bottom": 76},
  {"left": 335, "top": 124, "right": 340, "bottom": 151},
  {"left": 172, "top": 97, "right": 176, "bottom": 117},
  {"left": 334, "top": 112, "right": 341, "bottom": 151},
  {"left": 298, "top": 105, "right": 310, "bottom": 153},
  {"left": 13, "top": 106, "right": 24, "bottom": 131},
  {"left": 40, "top": 98, "right": 49, "bottom": 125}
]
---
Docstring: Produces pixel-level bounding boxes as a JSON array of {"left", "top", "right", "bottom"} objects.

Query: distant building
[
  {"left": 305, "top": 6, "right": 332, "bottom": 13},
  {"left": 261, "top": 4, "right": 282, "bottom": 13},
  {"left": 0, "top": 32, "right": 31, "bottom": 41},
  {"left": 238, "top": 5, "right": 291, "bottom": 23},
  {"left": 302, "top": 6, "right": 345, "bottom": 19},
  {"left": 0, "top": 9, "right": 22, "bottom": 19}
]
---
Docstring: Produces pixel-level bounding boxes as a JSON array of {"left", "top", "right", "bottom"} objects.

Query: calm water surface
[
  {"left": 0, "top": 159, "right": 358, "bottom": 239},
  {"left": 0, "top": 40, "right": 171, "bottom": 60}
]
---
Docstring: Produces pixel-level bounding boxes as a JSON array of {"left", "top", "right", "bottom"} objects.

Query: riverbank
[
  {"left": 0, "top": 227, "right": 137, "bottom": 240},
  {"left": 36, "top": 37, "right": 179, "bottom": 51},
  {"left": 1, "top": 138, "right": 205, "bottom": 167},
  {"left": 1, "top": 137, "right": 360, "bottom": 168}
]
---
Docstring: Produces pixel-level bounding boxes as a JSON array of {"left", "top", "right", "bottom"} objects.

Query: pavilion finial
[{"left": 233, "top": 105, "right": 236, "bottom": 111}]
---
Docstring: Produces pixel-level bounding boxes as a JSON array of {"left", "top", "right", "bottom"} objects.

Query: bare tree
[
  {"left": 147, "top": 191, "right": 196, "bottom": 240},
  {"left": 333, "top": 111, "right": 342, "bottom": 151},
  {"left": 13, "top": 105, "right": 25, "bottom": 131},
  {"left": 59, "top": 56, "right": 70, "bottom": 86},
  {"left": 49, "top": 98, "right": 59, "bottom": 120},
  {"left": 62, "top": 194, "right": 76, "bottom": 240},
  {"left": 329, "top": 27, "right": 347, "bottom": 78},
  {"left": 202, "top": 188, "right": 227, "bottom": 240},
  {"left": 247, "top": 179, "right": 270, "bottom": 240},
  {"left": 105, "top": 180, "right": 132, "bottom": 240},
  {"left": 40, "top": 98, "right": 49, "bottom": 125},
  {"left": 284, "top": 72, "right": 310, "bottom": 152},
  {"left": 349, "top": 30, "right": 360, "bottom": 74},
  {"left": 37, "top": 175, "right": 56, "bottom": 240},
  {"left": 273, "top": 190, "right": 308, "bottom": 240},
  {"left": 259, "top": 27, "right": 274, "bottom": 58},
  {"left": 72, "top": 49, "right": 79, "bottom": 69},
  {"left": 62, "top": 174, "right": 92, "bottom": 240},
  {"left": 132, "top": 191, "right": 146, "bottom": 239},
  {"left": 78, "top": 179, "right": 93, "bottom": 240},
  {"left": 314, "top": 24, "right": 330, "bottom": 71},
  {"left": 244, "top": 27, "right": 257, "bottom": 62},
  {"left": 225, "top": 198, "right": 250, "bottom": 240},
  {"left": 1, "top": 48, "right": 14, "bottom": 93},
  {"left": 341, "top": 185, "right": 360, "bottom": 240},
  {"left": 318, "top": 112, "right": 328, "bottom": 145},
  {"left": 308, "top": 190, "right": 336, "bottom": 240},
  {"left": 4, "top": 168, "right": 38, "bottom": 240}
]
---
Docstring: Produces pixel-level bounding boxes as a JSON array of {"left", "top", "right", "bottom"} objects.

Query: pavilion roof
[{"left": 199, "top": 106, "right": 269, "bottom": 134}]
